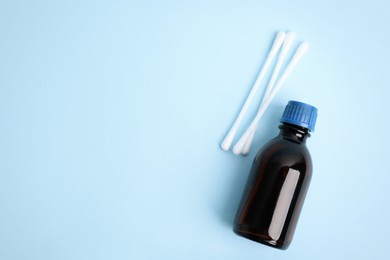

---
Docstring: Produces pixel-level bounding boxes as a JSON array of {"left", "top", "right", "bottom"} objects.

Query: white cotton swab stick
[
  {"left": 240, "top": 32, "right": 297, "bottom": 155},
  {"left": 262, "top": 32, "right": 296, "bottom": 104},
  {"left": 233, "top": 41, "right": 310, "bottom": 155},
  {"left": 232, "top": 41, "right": 310, "bottom": 155},
  {"left": 220, "top": 32, "right": 286, "bottom": 151}
]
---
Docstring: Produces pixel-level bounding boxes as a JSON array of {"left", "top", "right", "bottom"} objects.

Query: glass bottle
[{"left": 234, "top": 100, "right": 318, "bottom": 249}]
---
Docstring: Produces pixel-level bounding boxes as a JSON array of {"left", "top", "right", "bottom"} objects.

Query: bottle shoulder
[
  {"left": 255, "top": 136, "right": 312, "bottom": 169},
  {"left": 265, "top": 136, "right": 311, "bottom": 153}
]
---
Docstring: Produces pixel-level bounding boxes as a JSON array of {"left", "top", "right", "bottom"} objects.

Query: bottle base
[{"left": 233, "top": 226, "right": 289, "bottom": 250}]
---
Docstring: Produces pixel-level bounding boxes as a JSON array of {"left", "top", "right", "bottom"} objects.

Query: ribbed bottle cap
[{"left": 280, "top": 100, "right": 318, "bottom": 132}]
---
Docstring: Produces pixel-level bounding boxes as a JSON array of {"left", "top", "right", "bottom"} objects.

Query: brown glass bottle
[{"left": 234, "top": 101, "right": 317, "bottom": 250}]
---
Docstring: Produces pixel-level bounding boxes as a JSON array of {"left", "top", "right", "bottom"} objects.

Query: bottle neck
[{"left": 278, "top": 123, "right": 310, "bottom": 144}]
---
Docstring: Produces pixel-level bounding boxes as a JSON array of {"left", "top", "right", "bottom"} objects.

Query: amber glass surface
[{"left": 234, "top": 123, "right": 312, "bottom": 250}]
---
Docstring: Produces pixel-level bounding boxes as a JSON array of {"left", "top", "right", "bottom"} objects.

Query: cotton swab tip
[
  {"left": 284, "top": 32, "right": 296, "bottom": 46},
  {"left": 275, "top": 31, "right": 287, "bottom": 44},
  {"left": 221, "top": 135, "right": 234, "bottom": 151},
  {"left": 296, "top": 41, "right": 310, "bottom": 57},
  {"left": 241, "top": 129, "right": 256, "bottom": 155},
  {"left": 232, "top": 128, "right": 252, "bottom": 155},
  {"left": 269, "top": 31, "right": 286, "bottom": 56},
  {"left": 232, "top": 142, "right": 244, "bottom": 155}
]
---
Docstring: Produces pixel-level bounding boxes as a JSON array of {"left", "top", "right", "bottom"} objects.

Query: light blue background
[{"left": 1, "top": 1, "right": 389, "bottom": 259}]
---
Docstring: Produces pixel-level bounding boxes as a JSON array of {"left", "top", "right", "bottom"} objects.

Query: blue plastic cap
[{"left": 280, "top": 100, "right": 318, "bottom": 132}]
